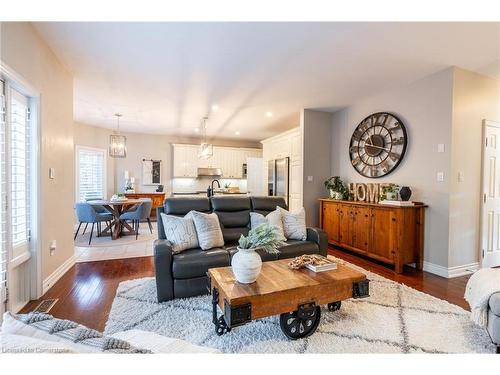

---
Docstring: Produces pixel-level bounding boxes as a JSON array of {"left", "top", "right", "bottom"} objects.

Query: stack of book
[{"left": 378, "top": 200, "right": 415, "bottom": 206}]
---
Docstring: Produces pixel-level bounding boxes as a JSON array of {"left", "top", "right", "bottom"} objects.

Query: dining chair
[
  {"left": 74, "top": 202, "right": 113, "bottom": 245},
  {"left": 119, "top": 199, "right": 153, "bottom": 240}
]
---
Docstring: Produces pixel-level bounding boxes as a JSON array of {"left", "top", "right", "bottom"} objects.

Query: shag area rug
[{"left": 104, "top": 258, "right": 495, "bottom": 353}]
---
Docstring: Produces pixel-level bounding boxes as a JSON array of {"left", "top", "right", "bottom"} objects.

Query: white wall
[
  {"left": 448, "top": 68, "right": 500, "bottom": 268},
  {"left": 1, "top": 22, "right": 75, "bottom": 285},
  {"left": 301, "top": 109, "right": 333, "bottom": 226},
  {"left": 331, "top": 68, "right": 454, "bottom": 268}
]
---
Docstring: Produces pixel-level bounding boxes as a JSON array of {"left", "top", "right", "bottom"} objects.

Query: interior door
[{"left": 480, "top": 120, "right": 500, "bottom": 268}]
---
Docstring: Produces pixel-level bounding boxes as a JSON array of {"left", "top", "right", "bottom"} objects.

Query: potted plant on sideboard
[
  {"left": 324, "top": 176, "right": 348, "bottom": 200},
  {"left": 232, "top": 224, "right": 285, "bottom": 284}
]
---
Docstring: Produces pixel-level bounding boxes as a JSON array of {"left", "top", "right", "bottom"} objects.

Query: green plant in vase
[
  {"left": 324, "top": 176, "right": 348, "bottom": 200},
  {"left": 380, "top": 183, "right": 400, "bottom": 201}
]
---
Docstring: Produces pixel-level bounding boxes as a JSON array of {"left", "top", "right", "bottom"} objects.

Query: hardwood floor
[
  {"left": 20, "top": 257, "right": 154, "bottom": 331},
  {"left": 20, "top": 248, "right": 471, "bottom": 332}
]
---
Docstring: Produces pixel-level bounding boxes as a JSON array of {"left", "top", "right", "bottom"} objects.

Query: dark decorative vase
[{"left": 399, "top": 186, "right": 412, "bottom": 201}]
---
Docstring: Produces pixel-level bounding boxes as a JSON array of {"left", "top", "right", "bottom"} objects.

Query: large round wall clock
[{"left": 349, "top": 112, "right": 408, "bottom": 178}]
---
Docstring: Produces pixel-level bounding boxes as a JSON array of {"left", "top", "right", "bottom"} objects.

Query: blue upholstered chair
[
  {"left": 74, "top": 202, "right": 113, "bottom": 245},
  {"left": 119, "top": 199, "right": 153, "bottom": 239},
  {"left": 86, "top": 198, "right": 107, "bottom": 214}
]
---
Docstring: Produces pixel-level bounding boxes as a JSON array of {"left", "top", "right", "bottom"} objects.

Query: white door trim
[
  {"left": 480, "top": 119, "right": 500, "bottom": 268},
  {"left": 1, "top": 61, "right": 42, "bottom": 304}
]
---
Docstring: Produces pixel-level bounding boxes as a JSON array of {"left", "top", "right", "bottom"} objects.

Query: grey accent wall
[
  {"left": 301, "top": 109, "right": 333, "bottom": 226},
  {"left": 330, "top": 68, "right": 454, "bottom": 268}
]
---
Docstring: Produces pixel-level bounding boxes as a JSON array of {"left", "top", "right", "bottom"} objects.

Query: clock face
[{"left": 349, "top": 112, "right": 408, "bottom": 178}]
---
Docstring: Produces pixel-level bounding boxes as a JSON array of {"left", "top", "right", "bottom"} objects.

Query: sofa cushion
[
  {"left": 211, "top": 196, "right": 251, "bottom": 211},
  {"left": 172, "top": 248, "right": 230, "bottom": 279},
  {"left": 250, "top": 196, "right": 287, "bottom": 216},
  {"left": 278, "top": 206, "right": 307, "bottom": 240},
  {"left": 190, "top": 211, "right": 225, "bottom": 250},
  {"left": 164, "top": 197, "right": 211, "bottom": 216},
  {"left": 250, "top": 209, "right": 285, "bottom": 239},
  {"left": 489, "top": 293, "right": 500, "bottom": 316},
  {"left": 221, "top": 227, "right": 249, "bottom": 244},
  {"left": 277, "top": 240, "right": 320, "bottom": 260},
  {"left": 159, "top": 212, "right": 199, "bottom": 253}
]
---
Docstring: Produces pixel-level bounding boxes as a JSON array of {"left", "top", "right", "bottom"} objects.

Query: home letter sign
[{"left": 348, "top": 183, "right": 389, "bottom": 203}]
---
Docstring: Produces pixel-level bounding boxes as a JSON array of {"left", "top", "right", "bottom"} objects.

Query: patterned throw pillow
[
  {"left": 190, "top": 211, "right": 225, "bottom": 250},
  {"left": 277, "top": 206, "right": 307, "bottom": 241},
  {"left": 250, "top": 209, "right": 285, "bottom": 239},
  {"left": 160, "top": 212, "right": 199, "bottom": 253}
]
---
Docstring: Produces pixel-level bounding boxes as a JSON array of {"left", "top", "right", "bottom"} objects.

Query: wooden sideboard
[
  {"left": 319, "top": 199, "right": 426, "bottom": 273},
  {"left": 124, "top": 192, "right": 165, "bottom": 220}
]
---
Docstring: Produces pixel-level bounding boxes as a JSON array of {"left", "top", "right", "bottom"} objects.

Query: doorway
[{"left": 480, "top": 120, "right": 500, "bottom": 268}]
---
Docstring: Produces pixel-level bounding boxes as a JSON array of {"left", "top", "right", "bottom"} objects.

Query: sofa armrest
[
  {"left": 306, "top": 227, "right": 328, "bottom": 257},
  {"left": 154, "top": 239, "right": 175, "bottom": 302}
]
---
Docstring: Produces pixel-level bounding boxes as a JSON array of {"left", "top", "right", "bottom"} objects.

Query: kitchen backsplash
[{"left": 172, "top": 177, "right": 248, "bottom": 193}]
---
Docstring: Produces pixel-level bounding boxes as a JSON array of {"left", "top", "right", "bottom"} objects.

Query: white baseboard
[
  {"left": 422, "top": 261, "right": 479, "bottom": 278},
  {"left": 42, "top": 255, "right": 75, "bottom": 295}
]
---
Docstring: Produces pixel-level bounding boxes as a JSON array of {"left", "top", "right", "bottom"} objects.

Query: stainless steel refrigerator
[{"left": 267, "top": 157, "right": 290, "bottom": 205}]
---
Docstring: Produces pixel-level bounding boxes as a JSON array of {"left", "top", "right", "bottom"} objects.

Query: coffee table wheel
[
  {"left": 327, "top": 301, "right": 342, "bottom": 311},
  {"left": 215, "top": 316, "right": 231, "bottom": 336},
  {"left": 279, "top": 305, "right": 321, "bottom": 340}
]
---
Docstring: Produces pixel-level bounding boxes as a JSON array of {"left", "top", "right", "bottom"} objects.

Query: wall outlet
[
  {"left": 49, "top": 240, "right": 56, "bottom": 256},
  {"left": 437, "top": 172, "right": 444, "bottom": 182},
  {"left": 307, "top": 176, "right": 313, "bottom": 182},
  {"left": 437, "top": 144, "right": 445, "bottom": 153}
]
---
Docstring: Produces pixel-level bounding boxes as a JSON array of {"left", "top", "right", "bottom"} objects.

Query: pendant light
[
  {"left": 198, "top": 116, "right": 213, "bottom": 159},
  {"left": 109, "top": 113, "right": 127, "bottom": 158}
]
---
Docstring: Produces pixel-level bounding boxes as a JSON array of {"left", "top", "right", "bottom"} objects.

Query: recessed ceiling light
[
  {"left": 194, "top": 128, "right": 200, "bottom": 132},
  {"left": 211, "top": 104, "right": 219, "bottom": 111},
  {"left": 235, "top": 131, "right": 241, "bottom": 136},
  {"left": 266, "top": 111, "right": 273, "bottom": 118}
]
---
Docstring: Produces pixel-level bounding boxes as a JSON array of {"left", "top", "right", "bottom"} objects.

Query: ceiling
[{"left": 33, "top": 22, "right": 500, "bottom": 141}]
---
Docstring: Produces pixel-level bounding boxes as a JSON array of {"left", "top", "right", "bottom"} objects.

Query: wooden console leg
[{"left": 395, "top": 261, "right": 403, "bottom": 274}]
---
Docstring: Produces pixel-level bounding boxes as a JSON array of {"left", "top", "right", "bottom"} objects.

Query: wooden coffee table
[{"left": 207, "top": 258, "right": 369, "bottom": 340}]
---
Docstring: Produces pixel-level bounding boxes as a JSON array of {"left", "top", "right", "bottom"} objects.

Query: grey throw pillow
[
  {"left": 250, "top": 209, "right": 285, "bottom": 239},
  {"left": 190, "top": 211, "right": 225, "bottom": 250},
  {"left": 277, "top": 206, "right": 307, "bottom": 240},
  {"left": 160, "top": 212, "right": 199, "bottom": 253}
]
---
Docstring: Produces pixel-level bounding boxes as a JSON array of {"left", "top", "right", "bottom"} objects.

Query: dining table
[{"left": 88, "top": 199, "right": 144, "bottom": 240}]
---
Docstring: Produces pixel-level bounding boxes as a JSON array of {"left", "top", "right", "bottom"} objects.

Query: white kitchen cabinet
[
  {"left": 173, "top": 144, "right": 199, "bottom": 177},
  {"left": 173, "top": 144, "right": 261, "bottom": 180}
]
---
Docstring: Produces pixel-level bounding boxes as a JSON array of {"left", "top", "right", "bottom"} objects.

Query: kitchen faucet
[{"left": 207, "top": 179, "right": 220, "bottom": 197}]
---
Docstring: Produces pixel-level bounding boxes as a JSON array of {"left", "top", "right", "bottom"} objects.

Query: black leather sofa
[{"left": 154, "top": 196, "right": 328, "bottom": 302}]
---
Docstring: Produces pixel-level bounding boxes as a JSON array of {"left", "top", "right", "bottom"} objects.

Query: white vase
[
  {"left": 329, "top": 189, "right": 343, "bottom": 200},
  {"left": 231, "top": 247, "right": 262, "bottom": 284}
]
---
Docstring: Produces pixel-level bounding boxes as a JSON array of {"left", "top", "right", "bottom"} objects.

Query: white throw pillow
[
  {"left": 110, "top": 329, "right": 220, "bottom": 354},
  {"left": 250, "top": 209, "right": 285, "bottom": 239},
  {"left": 160, "top": 212, "right": 199, "bottom": 253},
  {"left": 190, "top": 211, "right": 225, "bottom": 250},
  {"left": 1, "top": 333, "right": 75, "bottom": 353},
  {"left": 277, "top": 206, "right": 307, "bottom": 241}
]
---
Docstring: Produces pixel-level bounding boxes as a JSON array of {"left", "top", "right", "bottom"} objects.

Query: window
[
  {"left": 0, "top": 79, "right": 6, "bottom": 293},
  {"left": 76, "top": 146, "right": 106, "bottom": 201},
  {"left": 10, "top": 88, "right": 30, "bottom": 248}
]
